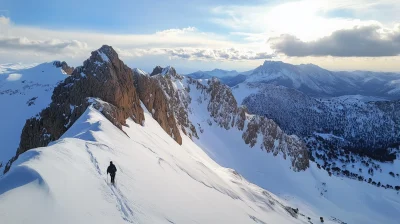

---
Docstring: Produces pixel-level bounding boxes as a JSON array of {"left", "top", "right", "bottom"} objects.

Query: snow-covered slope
[
  {"left": 0, "top": 62, "right": 67, "bottom": 170},
  {"left": 194, "top": 124, "right": 400, "bottom": 224},
  {"left": 2, "top": 47, "right": 399, "bottom": 224},
  {"left": 0, "top": 106, "right": 313, "bottom": 224},
  {"left": 0, "top": 63, "right": 38, "bottom": 74}
]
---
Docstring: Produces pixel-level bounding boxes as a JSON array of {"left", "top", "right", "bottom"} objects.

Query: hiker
[{"left": 107, "top": 161, "right": 117, "bottom": 184}]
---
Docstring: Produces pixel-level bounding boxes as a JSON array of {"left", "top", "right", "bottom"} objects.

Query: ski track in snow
[
  {"left": 109, "top": 185, "right": 136, "bottom": 223},
  {"left": 85, "top": 143, "right": 102, "bottom": 175},
  {"left": 85, "top": 142, "right": 138, "bottom": 223}
]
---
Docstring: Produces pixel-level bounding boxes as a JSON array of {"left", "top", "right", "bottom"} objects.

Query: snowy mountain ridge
[
  {"left": 248, "top": 61, "right": 400, "bottom": 98},
  {"left": 1, "top": 46, "right": 400, "bottom": 224},
  {"left": 1, "top": 106, "right": 311, "bottom": 224}
]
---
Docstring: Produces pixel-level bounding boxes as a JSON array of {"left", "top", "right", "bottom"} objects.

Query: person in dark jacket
[{"left": 107, "top": 161, "right": 117, "bottom": 184}]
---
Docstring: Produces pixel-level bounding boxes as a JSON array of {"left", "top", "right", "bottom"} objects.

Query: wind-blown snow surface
[
  {"left": 0, "top": 106, "right": 312, "bottom": 224},
  {"left": 0, "top": 63, "right": 67, "bottom": 170}
]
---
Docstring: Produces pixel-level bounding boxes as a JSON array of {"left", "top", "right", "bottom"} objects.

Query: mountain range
[
  {"left": 189, "top": 60, "right": 400, "bottom": 99},
  {"left": 0, "top": 46, "right": 399, "bottom": 224}
]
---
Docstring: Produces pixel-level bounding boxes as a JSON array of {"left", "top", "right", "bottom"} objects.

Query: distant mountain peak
[
  {"left": 261, "top": 60, "right": 295, "bottom": 69},
  {"left": 98, "top": 45, "right": 117, "bottom": 59},
  {"left": 150, "top": 65, "right": 178, "bottom": 77},
  {"left": 211, "top": 68, "right": 238, "bottom": 73},
  {"left": 150, "top": 66, "right": 163, "bottom": 76},
  {"left": 262, "top": 60, "right": 284, "bottom": 65},
  {"left": 187, "top": 68, "right": 239, "bottom": 79}
]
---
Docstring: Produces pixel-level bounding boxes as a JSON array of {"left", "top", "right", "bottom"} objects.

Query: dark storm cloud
[{"left": 269, "top": 25, "right": 400, "bottom": 57}]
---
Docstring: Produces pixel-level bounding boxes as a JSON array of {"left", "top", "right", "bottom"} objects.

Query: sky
[{"left": 1, "top": 0, "right": 400, "bottom": 73}]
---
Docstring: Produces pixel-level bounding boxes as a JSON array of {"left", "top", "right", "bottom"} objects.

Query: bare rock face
[
  {"left": 153, "top": 67, "right": 199, "bottom": 139},
  {"left": 4, "top": 45, "right": 144, "bottom": 173},
  {"left": 207, "top": 78, "right": 239, "bottom": 129},
  {"left": 150, "top": 66, "right": 163, "bottom": 76},
  {"left": 53, "top": 61, "right": 74, "bottom": 75},
  {"left": 133, "top": 69, "right": 182, "bottom": 145},
  {"left": 243, "top": 116, "right": 309, "bottom": 171}
]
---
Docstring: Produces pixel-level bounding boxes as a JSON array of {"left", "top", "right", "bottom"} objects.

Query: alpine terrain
[{"left": 0, "top": 46, "right": 399, "bottom": 224}]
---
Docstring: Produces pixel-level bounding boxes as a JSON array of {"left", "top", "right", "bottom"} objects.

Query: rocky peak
[
  {"left": 4, "top": 45, "right": 145, "bottom": 173},
  {"left": 161, "top": 66, "right": 176, "bottom": 76},
  {"left": 207, "top": 78, "right": 239, "bottom": 130},
  {"left": 150, "top": 66, "right": 163, "bottom": 76},
  {"left": 53, "top": 61, "right": 74, "bottom": 75},
  {"left": 150, "top": 65, "right": 180, "bottom": 79}
]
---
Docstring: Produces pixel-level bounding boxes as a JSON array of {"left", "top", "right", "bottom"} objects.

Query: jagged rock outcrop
[
  {"left": 205, "top": 78, "right": 309, "bottom": 171},
  {"left": 5, "top": 45, "right": 144, "bottom": 173},
  {"left": 142, "top": 66, "right": 199, "bottom": 139},
  {"left": 207, "top": 78, "right": 240, "bottom": 130},
  {"left": 53, "top": 61, "right": 74, "bottom": 75},
  {"left": 133, "top": 68, "right": 182, "bottom": 145},
  {"left": 149, "top": 72, "right": 309, "bottom": 171},
  {"left": 242, "top": 116, "right": 309, "bottom": 171},
  {"left": 150, "top": 66, "right": 163, "bottom": 76}
]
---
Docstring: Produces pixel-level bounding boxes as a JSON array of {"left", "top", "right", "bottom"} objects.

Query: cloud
[
  {"left": 0, "top": 17, "right": 273, "bottom": 64},
  {"left": 155, "top": 27, "right": 197, "bottom": 36},
  {"left": 210, "top": 0, "right": 393, "bottom": 41},
  {"left": 0, "top": 37, "right": 88, "bottom": 54},
  {"left": 0, "top": 16, "right": 10, "bottom": 26},
  {"left": 269, "top": 25, "right": 400, "bottom": 57},
  {"left": 119, "top": 48, "right": 275, "bottom": 61}
]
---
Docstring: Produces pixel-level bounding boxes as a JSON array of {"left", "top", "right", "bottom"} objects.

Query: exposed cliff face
[
  {"left": 153, "top": 68, "right": 199, "bottom": 139},
  {"left": 133, "top": 69, "right": 182, "bottom": 145},
  {"left": 144, "top": 71, "right": 309, "bottom": 171},
  {"left": 242, "top": 116, "right": 309, "bottom": 171},
  {"left": 5, "top": 45, "right": 144, "bottom": 173},
  {"left": 207, "top": 78, "right": 240, "bottom": 130}
]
